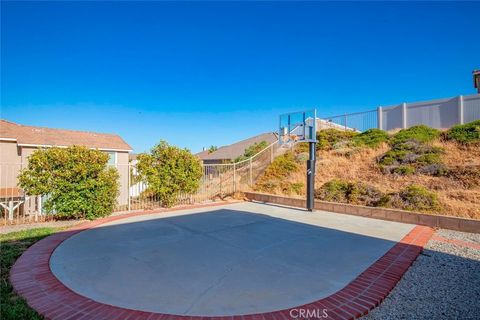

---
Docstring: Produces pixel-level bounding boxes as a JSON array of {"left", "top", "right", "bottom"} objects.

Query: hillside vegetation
[{"left": 254, "top": 121, "right": 480, "bottom": 219}]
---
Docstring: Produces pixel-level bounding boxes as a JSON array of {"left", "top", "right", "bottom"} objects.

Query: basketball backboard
[{"left": 279, "top": 109, "right": 317, "bottom": 145}]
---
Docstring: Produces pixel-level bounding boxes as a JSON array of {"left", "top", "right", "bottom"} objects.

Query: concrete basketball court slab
[{"left": 50, "top": 202, "right": 415, "bottom": 316}]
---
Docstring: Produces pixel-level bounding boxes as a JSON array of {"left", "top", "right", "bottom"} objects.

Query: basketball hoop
[{"left": 278, "top": 109, "right": 317, "bottom": 211}]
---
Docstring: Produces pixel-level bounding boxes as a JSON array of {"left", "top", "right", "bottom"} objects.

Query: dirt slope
[{"left": 254, "top": 127, "right": 480, "bottom": 219}]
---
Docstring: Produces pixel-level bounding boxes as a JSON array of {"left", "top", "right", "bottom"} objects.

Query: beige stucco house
[{"left": 0, "top": 119, "right": 132, "bottom": 221}]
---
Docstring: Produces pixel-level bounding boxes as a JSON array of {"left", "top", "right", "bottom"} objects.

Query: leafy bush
[
  {"left": 254, "top": 152, "right": 299, "bottom": 193},
  {"left": 18, "top": 146, "right": 119, "bottom": 220},
  {"left": 378, "top": 135, "right": 446, "bottom": 176},
  {"left": 208, "top": 145, "right": 218, "bottom": 153},
  {"left": 392, "top": 165, "right": 416, "bottom": 175},
  {"left": 353, "top": 129, "right": 390, "bottom": 148},
  {"left": 294, "top": 129, "right": 361, "bottom": 154},
  {"left": 136, "top": 140, "right": 203, "bottom": 207},
  {"left": 316, "top": 180, "right": 441, "bottom": 213},
  {"left": 315, "top": 179, "right": 350, "bottom": 203},
  {"left": 380, "top": 185, "right": 440, "bottom": 212},
  {"left": 290, "top": 182, "right": 304, "bottom": 195},
  {"left": 445, "top": 120, "right": 480, "bottom": 144},
  {"left": 235, "top": 140, "right": 268, "bottom": 162},
  {"left": 391, "top": 125, "right": 441, "bottom": 145},
  {"left": 316, "top": 129, "right": 358, "bottom": 151},
  {"left": 278, "top": 181, "right": 304, "bottom": 195},
  {"left": 315, "top": 180, "right": 384, "bottom": 206}
]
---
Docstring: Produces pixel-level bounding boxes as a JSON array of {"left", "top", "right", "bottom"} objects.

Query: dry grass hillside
[{"left": 254, "top": 122, "right": 480, "bottom": 219}]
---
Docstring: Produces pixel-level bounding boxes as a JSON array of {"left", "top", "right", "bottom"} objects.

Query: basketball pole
[{"left": 306, "top": 140, "right": 316, "bottom": 211}]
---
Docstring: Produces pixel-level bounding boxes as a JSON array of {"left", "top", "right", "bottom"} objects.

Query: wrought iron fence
[{"left": 123, "top": 141, "right": 284, "bottom": 211}]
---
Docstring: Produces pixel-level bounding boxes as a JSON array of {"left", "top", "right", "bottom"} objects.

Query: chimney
[{"left": 474, "top": 70, "right": 480, "bottom": 94}]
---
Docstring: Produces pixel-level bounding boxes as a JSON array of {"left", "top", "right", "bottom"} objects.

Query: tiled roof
[
  {"left": 198, "top": 132, "right": 278, "bottom": 161},
  {"left": 0, "top": 119, "right": 132, "bottom": 151}
]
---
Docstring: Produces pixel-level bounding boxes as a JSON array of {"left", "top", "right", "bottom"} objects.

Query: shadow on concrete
[{"left": 9, "top": 204, "right": 480, "bottom": 318}]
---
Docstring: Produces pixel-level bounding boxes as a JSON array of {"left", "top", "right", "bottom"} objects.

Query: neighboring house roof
[
  {"left": 198, "top": 132, "right": 278, "bottom": 161},
  {"left": 129, "top": 153, "right": 138, "bottom": 161},
  {"left": 195, "top": 149, "right": 210, "bottom": 160},
  {"left": 0, "top": 119, "right": 132, "bottom": 152},
  {"left": 316, "top": 118, "right": 360, "bottom": 132}
]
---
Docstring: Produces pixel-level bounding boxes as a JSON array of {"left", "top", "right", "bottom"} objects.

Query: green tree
[
  {"left": 235, "top": 140, "right": 268, "bottom": 162},
  {"left": 18, "top": 146, "right": 119, "bottom": 220},
  {"left": 136, "top": 140, "right": 203, "bottom": 207},
  {"left": 208, "top": 145, "right": 218, "bottom": 153}
]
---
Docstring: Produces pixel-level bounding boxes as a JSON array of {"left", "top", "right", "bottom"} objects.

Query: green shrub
[
  {"left": 254, "top": 152, "right": 299, "bottom": 193},
  {"left": 416, "top": 153, "right": 442, "bottom": 165},
  {"left": 263, "top": 152, "right": 298, "bottom": 179},
  {"left": 316, "top": 129, "right": 358, "bottom": 151},
  {"left": 393, "top": 165, "right": 416, "bottom": 175},
  {"left": 208, "top": 145, "right": 218, "bottom": 153},
  {"left": 235, "top": 141, "right": 268, "bottom": 162},
  {"left": 391, "top": 125, "right": 441, "bottom": 145},
  {"left": 315, "top": 179, "right": 350, "bottom": 203},
  {"left": 279, "top": 181, "right": 304, "bottom": 195},
  {"left": 347, "top": 183, "right": 385, "bottom": 206},
  {"left": 445, "top": 120, "right": 480, "bottom": 144},
  {"left": 353, "top": 129, "right": 389, "bottom": 148},
  {"left": 290, "top": 182, "right": 304, "bottom": 195},
  {"left": 18, "top": 146, "right": 119, "bottom": 220},
  {"left": 378, "top": 149, "right": 409, "bottom": 166},
  {"left": 136, "top": 140, "right": 203, "bottom": 207},
  {"left": 315, "top": 180, "right": 384, "bottom": 206},
  {"left": 378, "top": 136, "right": 445, "bottom": 176},
  {"left": 381, "top": 185, "right": 440, "bottom": 212},
  {"left": 316, "top": 181, "right": 441, "bottom": 213}
]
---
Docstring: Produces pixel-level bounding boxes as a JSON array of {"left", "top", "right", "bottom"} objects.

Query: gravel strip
[{"left": 362, "top": 229, "right": 480, "bottom": 320}]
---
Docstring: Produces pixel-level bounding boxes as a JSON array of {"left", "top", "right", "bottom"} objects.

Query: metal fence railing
[
  {"left": 123, "top": 141, "right": 284, "bottom": 212},
  {"left": 0, "top": 163, "right": 45, "bottom": 225},
  {"left": 321, "top": 109, "right": 378, "bottom": 132},
  {"left": 1, "top": 141, "right": 287, "bottom": 225}
]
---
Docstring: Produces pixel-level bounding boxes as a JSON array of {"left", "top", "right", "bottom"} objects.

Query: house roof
[
  {"left": 195, "top": 149, "right": 210, "bottom": 159},
  {"left": 0, "top": 119, "right": 132, "bottom": 152},
  {"left": 197, "top": 132, "right": 278, "bottom": 161}
]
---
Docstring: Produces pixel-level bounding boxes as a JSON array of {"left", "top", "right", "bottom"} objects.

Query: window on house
[{"left": 106, "top": 152, "right": 117, "bottom": 166}]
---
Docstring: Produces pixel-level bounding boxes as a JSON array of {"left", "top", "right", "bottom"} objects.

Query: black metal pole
[{"left": 306, "top": 141, "right": 316, "bottom": 211}]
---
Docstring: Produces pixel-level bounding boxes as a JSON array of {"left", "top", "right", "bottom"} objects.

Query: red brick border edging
[{"left": 10, "top": 202, "right": 434, "bottom": 320}]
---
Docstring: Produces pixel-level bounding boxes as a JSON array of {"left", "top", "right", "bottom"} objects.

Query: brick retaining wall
[{"left": 243, "top": 192, "right": 480, "bottom": 233}]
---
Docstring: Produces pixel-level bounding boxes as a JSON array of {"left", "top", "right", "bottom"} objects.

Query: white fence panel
[
  {"left": 464, "top": 94, "right": 480, "bottom": 123},
  {"left": 381, "top": 104, "right": 403, "bottom": 131},
  {"left": 406, "top": 97, "right": 459, "bottom": 129},
  {"left": 367, "top": 94, "right": 479, "bottom": 131}
]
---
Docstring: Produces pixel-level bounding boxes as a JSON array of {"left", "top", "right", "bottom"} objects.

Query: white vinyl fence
[
  {"left": 379, "top": 94, "right": 480, "bottom": 131},
  {"left": 0, "top": 141, "right": 287, "bottom": 225},
  {"left": 323, "top": 94, "right": 480, "bottom": 132}
]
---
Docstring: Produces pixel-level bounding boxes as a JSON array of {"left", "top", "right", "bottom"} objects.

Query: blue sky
[{"left": 1, "top": 1, "right": 479, "bottom": 153}]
